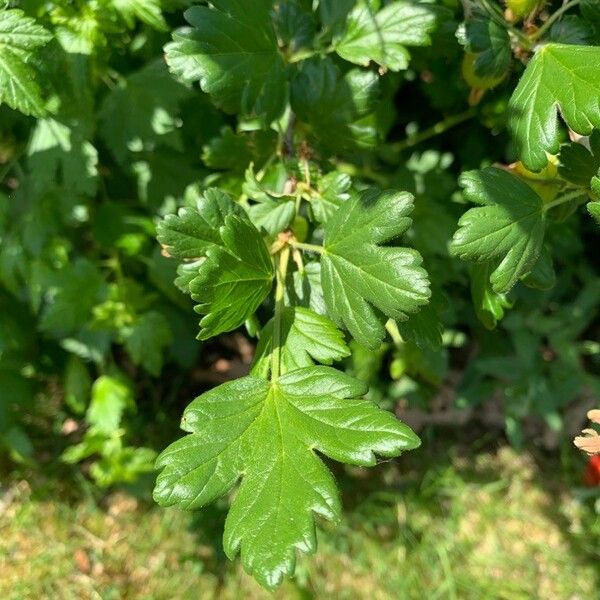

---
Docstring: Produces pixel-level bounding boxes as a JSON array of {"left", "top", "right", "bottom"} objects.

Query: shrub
[{"left": 1, "top": 0, "right": 600, "bottom": 589}]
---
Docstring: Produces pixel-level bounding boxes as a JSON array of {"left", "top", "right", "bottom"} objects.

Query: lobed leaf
[
  {"left": 334, "top": 0, "right": 442, "bottom": 71},
  {"left": 508, "top": 44, "right": 600, "bottom": 171},
  {"left": 0, "top": 8, "right": 52, "bottom": 116},
  {"left": 251, "top": 306, "right": 350, "bottom": 377},
  {"left": 189, "top": 215, "right": 274, "bottom": 339},
  {"left": 451, "top": 167, "right": 546, "bottom": 293},
  {"left": 155, "top": 366, "right": 419, "bottom": 589},
  {"left": 165, "top": 1, "right": 286, "bottom": 122},
  {"left": 321, "top": 188, "right": 430, "bottom": 349}
]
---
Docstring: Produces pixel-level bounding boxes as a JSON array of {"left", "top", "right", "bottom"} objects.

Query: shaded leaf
[
  {"left": 451, "top": 167, "right": 546, "bottom": 293},
  {"left": 165, "top": 2, "right": 286, "bottom": 122}
]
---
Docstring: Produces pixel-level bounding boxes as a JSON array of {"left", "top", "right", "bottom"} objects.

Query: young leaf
[
  {"left": 189, "top": 215, "right": 274, "bottom": 339},
  {"left": 251, "top": 306, "right": 350, "bottom": 377},
  {"left": 248, "top": 199, "right": 296, "bottom": 235},
  {"left": 110, "top": 0, "right": 168, "bottom": 31},
  {"left": 87, "top": 374, "right": 135, "bottom": 435},
  {"left": 0, "top": 8, "right": 52, "bottom": 116},
  {"left": 311, "top": 171, "right": 352, "bottom": 224},
  {"left": 451, "top": 167, "right": 546, "bottom": 293},
  {"left": 333, "top": 0, "right": 441, "bottom": 71},
  {"left": 157, "top": 188, "right": 246, "bottom": 261},
  {"left": 321, "top": 188, "right": 430, "bottom": 349},
  {"left": 508, "top": 44, "right": 600, "bottom": 171},
  {"left": 154, "top": 366, "right": 420, "bottom": 589},
  {"left": 165, "top": 2, "right": 286, "bottom": 122}
]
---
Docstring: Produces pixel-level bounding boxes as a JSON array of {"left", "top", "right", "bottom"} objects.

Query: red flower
[{"left": 583, "top": 455, "right": 600, "bottom": 487}]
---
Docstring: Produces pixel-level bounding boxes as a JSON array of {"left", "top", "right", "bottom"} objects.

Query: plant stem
[
  {"left": 385, "top": 319, "right": 403, "bottom": 346},
  {"left": 271, "top": 246, "right": 290, "bottom": 380},
  {"left": 383, "top": 108, "right": 478, "bottom": 156},
  {"left": 531, "top": 0, "right": 581, "bottom": 41},
  {"left": 543, "top": 189, "right": 588, "bottom": 211},
  {"left": 289, "top": 240, "right": 324, "bottom": 254}
]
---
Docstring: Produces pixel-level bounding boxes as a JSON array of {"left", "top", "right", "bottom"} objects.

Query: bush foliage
[{"left": 1, "top": 0, "right": 600, "bottom": 589}]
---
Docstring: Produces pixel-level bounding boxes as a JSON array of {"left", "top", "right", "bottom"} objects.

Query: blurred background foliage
[{"left": 0, "top": 0, "right": 599, "bottom": 596}]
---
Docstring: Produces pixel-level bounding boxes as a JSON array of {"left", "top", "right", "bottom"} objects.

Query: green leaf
[
  {"left": 202, "top": 126, "right": 275, "bottom": 171},
  {"left": 289, "top": 261, "right": 327, "bottom": 315},
  {"left": 470, "top": 262, "right": 511, "bottom": 329},
  {"left": 40, "top": 260, "right": 107, "bottom": 337},
  {"left": 27, "top": 118, "right": 98, "bottom": 197},
  {"left": 252, "top": 307, "right": 350, "bottom": 377},
  {"left": 157, "top": 188, "right": 246, "bottom": 261},
  {"left": 189, "top": 215, "right": 274, "bottom": 339},
  {"left": 558, "top": 130, "right": 600, "bottom": 186},
  {"left": 319, "top": 0, "right": 355, "bottom": 34},
  {"left": 272, "top": 0, "right": 315, "bottom": 53},
  {"left": 321, "top": 188, "right": 430, "bottom": 349},
  {"left": 0, "top": 8, "right": 52, "bottom": 116},
  {"left": 165, "top": 2, "right": 286, "bottom": 122},
  {"left": 451, "top": 167, "right": 546, "bottom": 293},
  {"left": 588, "top": 200, "right": 600, "bottom": 223},
  {"left": 248, "top": 199, "right": 296, "bottom": 235},
  {"left": 334, "top": 0, "right": 441, "bottom": 71},
  {"left": 124, "top": 311, "right": 173, "bottom": 376},
  {"left": 522, "top": 246, "right": 556, "bottom": 290},
  {"left": 548, "top": 16, "right": 593, "bottom": 45},
  {"left": 311, "top": 171, "right": 352, "bottom": 224},
  {"left": 99, "top": 60, "right": 190, "bottom": 164},
  {"left": 464, "top": 11, "right": 511, "bottom": 78},
  {"left": 291, "top": 57, "right": 380, "bottom": 150},
  {"left": 508, "top": 44, "right": 600, "bottom": 171},
  {"left": 581, "top": 0, "right": 600, "bottom": 26},
  {"left": 154, "top": 366, "right": 419, "bottom": 589},
  {"left": 64, "top": 355, "right": 92, "bottom": 415},
  {"left": 395, "top": 301, "right": 444, "bottom": 349},
  {"left": 87, "top": 373, "right": 135, "bottom": 435},
  {"left": 110, "top": 0, "right": 168, "bottom": 31}
]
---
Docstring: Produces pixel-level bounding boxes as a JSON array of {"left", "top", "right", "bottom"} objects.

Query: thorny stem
[
  {"left": 271, "top": 245, "right": 291, "bottom": 380},
  {"left": 530, "top": 0, "right": 581, "bottom": 41}
]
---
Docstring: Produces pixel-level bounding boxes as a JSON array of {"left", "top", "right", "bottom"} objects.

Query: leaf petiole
[
  {"left": 271, "top": 246, "right": 291, "bottom": 380},
  {"left": 289, "top": 240, "right": 325, "bottom": 254},
  {"left": 542, "top": 189, "right": 588, "bottom": 211}
]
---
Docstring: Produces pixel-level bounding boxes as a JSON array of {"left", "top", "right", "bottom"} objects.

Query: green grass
[{"left": 1, "top": 445, "right": 599, "bottom": 599}]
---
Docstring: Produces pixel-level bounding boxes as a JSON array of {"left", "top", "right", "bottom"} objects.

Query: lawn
[{"left": 2, "top": 442, "right": 598, "bottom": 600}]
